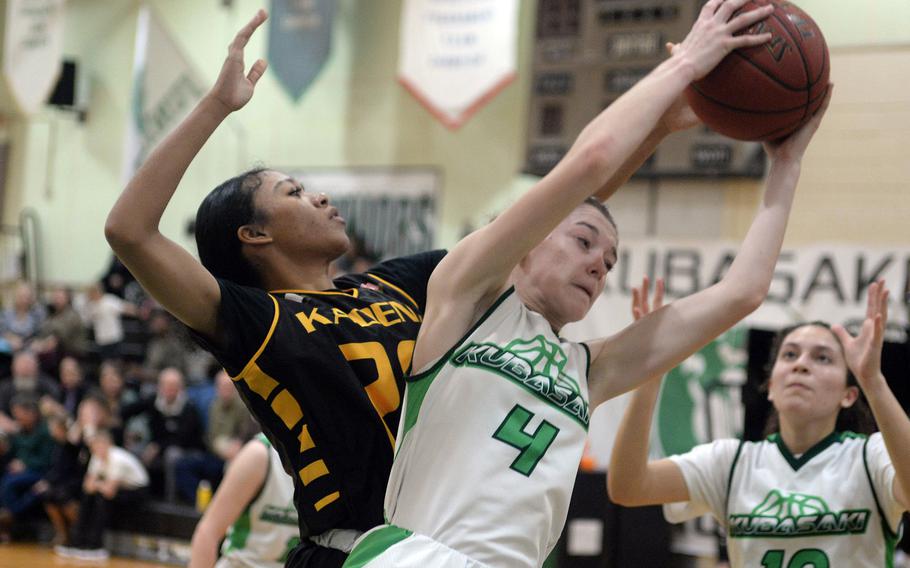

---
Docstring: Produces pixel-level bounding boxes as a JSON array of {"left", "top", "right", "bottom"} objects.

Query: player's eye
[
  {"left": 289, "top": 187, "right": 302, "bottom": 196},
  {"left": 577, "top": 237, "right": 590, "bottom": 250},
  {"left": 781, "top": 350, "right": 797, "bottom": 360}
]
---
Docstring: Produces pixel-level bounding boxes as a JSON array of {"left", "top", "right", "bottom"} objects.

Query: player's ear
[
  {"left": 840, "top": 385, "right": 859, "bottom": 409},
  {"left": 238, "top": 225, "right": 272, "bottom": 246}
]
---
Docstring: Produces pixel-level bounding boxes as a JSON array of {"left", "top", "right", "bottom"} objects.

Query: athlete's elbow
[
  {"left": 572, "top": 135, "right": 620, "bottom": 183},
  {"left": 104, "top": 212, "right": 152, "bottom": 252},
  {"left": 717, "top": 281, "right": 767, "bottom": 321},
  {"left": 607, "top": 479, "right": 646, "bottom": 507}
]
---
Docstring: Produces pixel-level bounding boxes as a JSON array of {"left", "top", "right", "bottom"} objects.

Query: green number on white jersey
[
  {"left": 761, "top": 548, "right": 829, "bottom": 568},
  {"left": 493, "top": 405, "right": 559, "bottom": 476}
]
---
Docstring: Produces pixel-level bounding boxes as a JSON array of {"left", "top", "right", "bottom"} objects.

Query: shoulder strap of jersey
[{"left": 723, "top": 439, "right": 746, "bottom": 525}]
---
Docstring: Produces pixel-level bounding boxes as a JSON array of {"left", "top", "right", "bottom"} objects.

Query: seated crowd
[{"left": 0, "top": 266, "right": 259, "bottom": 560}]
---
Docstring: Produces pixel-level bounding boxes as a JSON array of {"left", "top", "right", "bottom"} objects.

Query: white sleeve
[
  {"left": 865, "top": 433, "right": 905, "bottom": 530},
  {"left": 86, "top": 455, "right": 102, "bottom": 477},
  {"left": 105, "top": 295, "right": 127, "bottom": 314},
  {"left": 662, "top": 438, "right": 741, "bottom": 524}
]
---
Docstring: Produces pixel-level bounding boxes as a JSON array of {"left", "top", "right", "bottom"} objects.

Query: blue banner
[{"left": 268, "top": 0, "right": 335, "bottom": 102}]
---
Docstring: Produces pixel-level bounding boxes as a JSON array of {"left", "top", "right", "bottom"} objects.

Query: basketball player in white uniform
[
  {"left": 609, "top": 279, "right": 909, "bottom": 567},
  {"left": 344, "top": 1, "right": 834, "bottom": 566},
  {"left": 190, "top": 435, "right": 300, "bottom": 568}
]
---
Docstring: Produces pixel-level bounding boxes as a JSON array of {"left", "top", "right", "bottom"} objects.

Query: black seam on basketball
[
  {"left": 730, "top": 50, "right": 805, "bottom": 92},
  {"left": 770, "top": 7, "right": 812, "bottom": 124},
  {"left": 752, "top": 119, "right": 802, "bottom": 141},
  {"left": 690, "top": 83, "right": 812, "bottom": 114}
]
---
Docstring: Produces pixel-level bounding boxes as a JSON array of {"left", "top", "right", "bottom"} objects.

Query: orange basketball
[{"left": 685, "top": 0, "right": 830, "bottom": 141}]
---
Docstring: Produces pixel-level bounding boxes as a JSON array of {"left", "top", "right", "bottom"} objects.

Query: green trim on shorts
[{"left": 342, "top": 525, "right": 413, "bottom": 567}]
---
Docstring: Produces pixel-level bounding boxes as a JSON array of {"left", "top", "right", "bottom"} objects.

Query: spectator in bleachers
[
  {"left": 97, "top": 360, "right": 141, "bottom": 448},
  {"left": 73, "top": 394, "right": 112, "bottom": 444},
  {"left": 32, "top": 287, "right": 89, "bottom": 370},
  {"left": 80, "top": 281, "right": 137, "bottom": 361},
  {"left": 175, "top": 369, "right": 258, "bottom": 502},
  {"left": 59, "top": 429, "right": 149, "bottom": 561},
  {"left": 142, "top": 310, "right": 190, "bottom": 382},
  {"left": 32, "top": 412, "right": 86, "bottom": 546},
  {"left": 122, "top": 367, "right": 204, "bottom": 501},
  {"left": 0, "top": 351, "right": 60, "bottom": 434},
  {"left": 57, "top": 357, "right": 88, "bottom": 417},
  {"left": 0, "top": 394, "right": 55, "bottom": 542},
  {"left": 0, "top": 282, "right": 46, "bottom": 353}
]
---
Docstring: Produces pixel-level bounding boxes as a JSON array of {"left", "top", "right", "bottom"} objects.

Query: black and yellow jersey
[{"left": 192, "top": 251, "right": 444, "bottom": 539}]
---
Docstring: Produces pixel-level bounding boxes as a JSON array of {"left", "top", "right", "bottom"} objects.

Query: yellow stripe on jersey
[
  {"left": 314, "top": 491, "right": 341, "bottom": 512},
  {"left": 366, "top": 274, "right": 419, "bottom": 311},
  {"left": 233, "top": 294, "right": 281, "bottom": 382},
  {"left": 235, "top": 362, "right": 279, "bottom": 400},
  {"left": 299, "top": 460, "right": 330, "bottom": 485},
  {"left": 271, "top": 389, "right": 303, "bottom": 429},
  {"left": 298, "top": 424, "right": 316, "bottom": 453}
]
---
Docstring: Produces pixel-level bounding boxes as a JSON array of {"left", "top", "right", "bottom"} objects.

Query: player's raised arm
[
  {"left": 413, "top": 0, "right": 774, "bottom": 369},
  {"left": 587, "top": 87, "right": 832, "bottom": 407},
  {"left": 833, "top": 281, "right": 910, "bottom": 511},
  {"left": 607, "top": 278, "right": 691, "bottom": 506},
  {"left": 104, "top": 10, "right": 269, "bottom": 339}
]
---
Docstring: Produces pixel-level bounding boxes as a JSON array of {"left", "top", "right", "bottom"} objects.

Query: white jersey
[
  {"left": 665, "top": 432, "right": 905, "bottom": 567},
  {"left": 384, "top": 289, "right": 591, "bottom": 568},
  {"left": 218, "top": 436, "right": 300, "bottom": 568},
  {"left": 87, "top": 446, "right": 148, "bottom": 489}
]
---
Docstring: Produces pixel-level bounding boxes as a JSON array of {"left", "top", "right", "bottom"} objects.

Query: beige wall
[{"left": 1, "top": 0, "right": 908, "bottom": 285}]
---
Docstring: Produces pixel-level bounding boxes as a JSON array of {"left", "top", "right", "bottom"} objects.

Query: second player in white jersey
[
  {"left": 608, "top": 279, "right": 910, "bottom": 568},
  {"left": 386, "top": 289, "right": 590, "bottom": 566},
  {"left": 191, "top": 435, "right": 299, "bottom": 568},
  {"left": 218, "top": 436, "right": 299, "bottom": 568},
  {"left": 666, "top": 432, "right": 903, "bottom": 567}
]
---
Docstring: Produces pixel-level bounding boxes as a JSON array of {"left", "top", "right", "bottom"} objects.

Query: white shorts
[{"left": 343, "top": 525, "right": 491, "bottom": 568}]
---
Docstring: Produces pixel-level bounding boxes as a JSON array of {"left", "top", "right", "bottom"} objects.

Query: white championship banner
[
  {"left": 398, "top": 0, "right": 518, "bottom": 129},
  {"left": 2, "top": 0, "right": 65, "bottom": 115}
]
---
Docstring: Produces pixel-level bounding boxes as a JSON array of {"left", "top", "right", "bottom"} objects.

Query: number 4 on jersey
[{"left": 493, "top": 405, "right": 559, "bottom": 476}]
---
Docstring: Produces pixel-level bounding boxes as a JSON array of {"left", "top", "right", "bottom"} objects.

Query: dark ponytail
[{"left": 195, "top": 168, "right": 267, "bottom": 288}]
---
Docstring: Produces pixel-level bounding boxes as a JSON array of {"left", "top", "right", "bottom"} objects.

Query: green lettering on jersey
[
  {"left": 730, "top": 489, "right": 869, "bottom": 538},
  {"left": 452, "top": 337, "right": 589, "bottom": 427}
]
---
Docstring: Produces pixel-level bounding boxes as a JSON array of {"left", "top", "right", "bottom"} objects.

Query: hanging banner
[
  {"left": 121, "top": 4, "right": 205, "bottom": 181},
  {"left": 398, "top": 0, "right": 518, "bottom": 129},
  {"left": 268, "top": 0, "right": 335, "bottom": 102},
  {"left": 565, "top": 239, "right": 910, "bottom": 345},
  {"left": 2, "top": 0, "right": 65, "bottom": 115}
]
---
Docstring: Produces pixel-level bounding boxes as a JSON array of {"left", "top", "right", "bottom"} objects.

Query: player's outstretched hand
[
  {"left": 209, "top": 10, "right": 269, "bottom": 113},
  {"left": 672, "top": 0, "right": 774, "bottom": 81},
  {"left": 631, "top": 276, "right": 665, "bottom": 321},
  {"left": 832, "top": 279, "right": 889, "bottom": 390}
]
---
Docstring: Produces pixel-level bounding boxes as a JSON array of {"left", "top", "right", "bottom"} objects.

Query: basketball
[{"left": 686, "top": 0, "right": 830, "bottom": 141}]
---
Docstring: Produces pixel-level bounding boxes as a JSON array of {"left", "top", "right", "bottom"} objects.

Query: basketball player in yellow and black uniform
[
  {"left": 104, "top": 11, "right": 444, "bottom": 567},
  {"left": 190, "top": 251, "right": 443, "bottom": 565}
]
